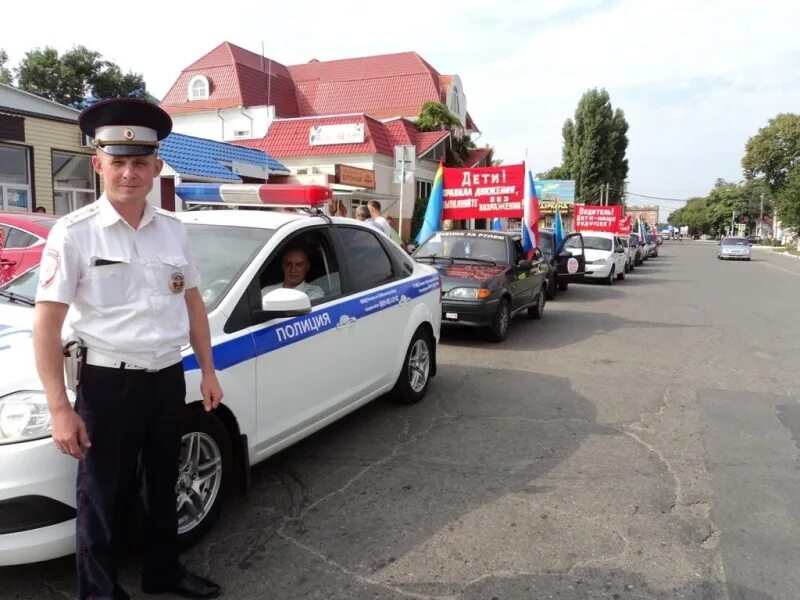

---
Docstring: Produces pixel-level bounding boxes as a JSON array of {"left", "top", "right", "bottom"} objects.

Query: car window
[
  {"left": 416, "top": 232, "right": 509, "bottom": 263},
  {"left": 0, "top": 264, "right": 38, "bottom": 299},
  {"left": 337, "top": 226, "right": 395, "bottom": 292},
  {"left": 4, "top": 226, "right": 36, "bottom": 249},
  {"left": 185, "top": 223, "right": 271, "bottom": 310},
  {"left": 538, "top": 233, "right": 554, "bottom": 256},
  {"left": 259, "top": 228, "right": 341, "bottom": 305},
  {"left": 580, "top": 236, "right": 613, "bottom": 251},
  {"left": 722, "top": 238, "right": 748, "bottom": 246},
  {"left": 383, "top": 239, "right": 415, "bottom": 278},
  {"left": 513, "top": 239, "right": 524, "bottom": 263}
]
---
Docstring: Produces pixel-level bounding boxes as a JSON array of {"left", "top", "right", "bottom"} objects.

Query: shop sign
[
  {"left": 335, "top": 164, "right": 376, "bottom": 189},
  {"left": 309, "top": 123, "right": 365, "bottom": 146}
]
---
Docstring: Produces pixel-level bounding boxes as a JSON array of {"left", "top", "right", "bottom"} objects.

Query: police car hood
[{"left": 0, "top": 300, "right": 41, "bottom": 395}]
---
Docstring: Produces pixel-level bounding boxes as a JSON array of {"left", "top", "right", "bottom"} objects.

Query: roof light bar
[{"left": 176, "top": 184, "right": 333, "bottom": 207}]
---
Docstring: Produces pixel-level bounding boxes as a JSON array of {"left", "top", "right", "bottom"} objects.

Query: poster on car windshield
[
  {"left": 574, "top": 205, "right": 623, "bottom": 233},
  {"left": 442, "top": 164, "right": 525, "bottom": 220}
]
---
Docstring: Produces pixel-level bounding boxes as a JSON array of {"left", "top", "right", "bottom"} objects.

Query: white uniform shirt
[
  {"left": 373, "top": 215, "right": 392, "bottom": 236},
  {"left": 35, "top": 195, "right": 200, "bottom": 370}
]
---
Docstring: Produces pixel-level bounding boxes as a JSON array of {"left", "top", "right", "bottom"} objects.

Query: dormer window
[{"left": 188, "top": 75, "right": 209, "bottom": 101}]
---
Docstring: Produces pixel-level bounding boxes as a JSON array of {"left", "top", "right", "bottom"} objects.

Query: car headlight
[
  {"left": 590, "top": 258, "right": 608, "bottom": 265},
  {"left": 447, "top": 287, "right": 490, "bottom": 299},
  {"left": 0, "top": 391, "right": 57, "bottom": 445}
]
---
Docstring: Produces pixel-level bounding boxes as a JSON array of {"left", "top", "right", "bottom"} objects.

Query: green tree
[
  {"left": 536, "top": 165, "right": 570, "bottom": 180},
  {"left": 742, "top": 113, "right": 800, "bottom": 192},
  {"left": 0, "top": 49, "right": 12, "bottom": 85},
  {"left": 416, "top": 101, "right": 474, "bottom": 167},
  {"left": 775, "top": 166, "right": 800, "bottom": 230},
  {"left": 551, "top": 88, "right": 629, "bottom": 202},
  {"left": 16, "top": 45, "right": 153, "bottom": 108}
]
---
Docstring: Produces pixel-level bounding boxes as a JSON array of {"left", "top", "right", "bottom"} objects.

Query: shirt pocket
[
  {"left": 158, "top": 254, "right": 189, "bottom": 296},
  {"left": 83, "top": 258, "right": 130, "bottom": 306}
]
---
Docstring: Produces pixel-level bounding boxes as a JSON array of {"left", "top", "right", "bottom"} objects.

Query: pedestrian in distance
[
  {"left": 32, "top": 98, "right": 223, "bottom": 600},
  {"left": 355, "top": 204, "right": 383, "bottom": 233},
  {"left": 367, "top": 200, "right": 392, "bottom": 236}
]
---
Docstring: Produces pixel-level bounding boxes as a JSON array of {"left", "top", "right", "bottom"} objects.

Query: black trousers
[{"left": 75, "top": 361, "right": 186, "bottom": 600}]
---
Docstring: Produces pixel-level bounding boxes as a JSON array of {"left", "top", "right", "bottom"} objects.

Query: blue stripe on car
[{"left": 183, "top": 274, "right": 440, "bottom": 372}]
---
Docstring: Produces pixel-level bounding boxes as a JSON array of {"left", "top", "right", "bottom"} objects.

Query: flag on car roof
[
  {"left": 415, "top": 161, "right": 444, "bottom": 244},
  {"left": 553, "top": 207, "right": 565, "bottom": 250},
  {"left": 522, "top": 167, "right": 540, "bottom": 259}
]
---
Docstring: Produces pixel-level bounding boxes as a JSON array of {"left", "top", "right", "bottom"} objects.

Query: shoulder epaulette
[
  {"left": 154, "top": 207, "right": 180, "bottom": 221},
  {"left": 60, "top": 203, "right": 101, "bottom": 227}
]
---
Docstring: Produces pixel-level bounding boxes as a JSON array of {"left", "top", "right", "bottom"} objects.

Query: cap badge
[
  {"left": 169, "top": 271, "right": 185, "bottom": 293},
  {"left": 123, "top": 128, "right": 135, "bottom": 140}
]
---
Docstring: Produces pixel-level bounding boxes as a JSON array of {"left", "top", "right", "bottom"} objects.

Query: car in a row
[{"left": 0, "top": 187, "right": 442, "bottom": 565}]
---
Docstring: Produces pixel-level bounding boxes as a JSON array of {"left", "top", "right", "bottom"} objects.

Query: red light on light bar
[{"left": 257, "top": 185, "right": 332, "bottom": 207}]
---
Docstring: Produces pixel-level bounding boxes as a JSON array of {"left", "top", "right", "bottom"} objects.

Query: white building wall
[{"left": 170, "top": 106, "right": 274, "bottom": 142}]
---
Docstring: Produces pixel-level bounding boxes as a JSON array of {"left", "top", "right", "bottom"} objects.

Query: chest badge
[{"left": 169, "top": 271, "right": 185, "bottom": 293}]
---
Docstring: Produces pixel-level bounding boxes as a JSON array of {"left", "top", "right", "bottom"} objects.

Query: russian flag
[
  {"left": 415, "top": 161, "right": 444, "bottom": 244},
  {"left": 522, "top": 167, "right": 540, "bottom": 259}
]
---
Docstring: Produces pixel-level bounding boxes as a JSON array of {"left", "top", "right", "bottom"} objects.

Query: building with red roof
[{"left": 161, "top": 42, "right": 484, "bottom": 240}]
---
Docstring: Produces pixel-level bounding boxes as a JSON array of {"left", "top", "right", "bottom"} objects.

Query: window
[
  {"left": 0, "top": 144, "right": 31, "bottom": 213},
  {"left": 451, "top": 86, "right": 461, "bottom": 115},
  {"left": 416, "top": 179, "right": 432, "bottom": 200},
  {"left": 233, "top": 129, "right": 250, "bottom": 138},
  {"left": 336, "top": 227, "right": 395, "bottom": 292},
  {"left": 52, "top": 151, "right": 96, "bottom": 215},
  {"left": 259, "top": 229, "right": 342, "bottom": 306},
  {"left": 425, "top": 142, "right": 446, "bottom": 163},
  {"left": 2, "top": 226, "right": 36, "bottom": 249},
  {"left": 188, "top": 75, "right": 210, "bottom": 101}
]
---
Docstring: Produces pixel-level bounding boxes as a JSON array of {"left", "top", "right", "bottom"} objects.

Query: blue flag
[
  {"left": 415, "top": 162, "right": 444, "bottom": 244},
  {"left": 553, "top": 208, "right": 565, "bottom": 250},
  {"left": 492, "top": 218, "right": 503, "bottom": 231}
]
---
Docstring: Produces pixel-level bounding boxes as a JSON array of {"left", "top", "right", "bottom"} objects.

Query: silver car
[{"left": 717, "top": 237, "right": 751, "bottom": 260}]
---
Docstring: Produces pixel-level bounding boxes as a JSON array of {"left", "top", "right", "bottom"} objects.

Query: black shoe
[{"left": 142, "top": 571, "right": 221, "bottom": 598}]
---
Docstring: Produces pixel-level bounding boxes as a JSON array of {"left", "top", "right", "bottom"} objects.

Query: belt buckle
[{"left": 144, "top": 366, "right": 160, "bottom": 373}]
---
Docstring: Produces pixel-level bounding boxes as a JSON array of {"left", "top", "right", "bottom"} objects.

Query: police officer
[{"left": 32, "top": 98, "right": 223, "bottom": 600}]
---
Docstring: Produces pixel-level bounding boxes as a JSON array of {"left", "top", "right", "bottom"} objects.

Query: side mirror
[
  {"left": 405, "top": 244, "right": 417, "bottom": 254},
  {"left": 517, "top": 259, "right": 533, "bottom": 270},
  {"left": 261, "top": 288, "right": 312, "bottom": 316}
]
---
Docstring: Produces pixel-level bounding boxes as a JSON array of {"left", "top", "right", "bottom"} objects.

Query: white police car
[{"left": 0, "top": 185, "right": 441, "bottom": 565}]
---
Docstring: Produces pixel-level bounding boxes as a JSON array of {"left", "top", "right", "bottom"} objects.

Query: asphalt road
[{"left": 4, "top": 241, "right": 800, "bottom": 599}]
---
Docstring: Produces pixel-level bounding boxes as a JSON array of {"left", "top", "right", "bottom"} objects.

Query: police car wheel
[
  {"left": 392, "top": 328, "right": 433, "bottom": 404},
  {"left": 176, "top": 409, "right": 233, "bottom": 549}
]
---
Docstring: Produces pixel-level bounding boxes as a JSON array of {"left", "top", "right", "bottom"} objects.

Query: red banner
[
  {"left": 617, "top": 214, "right": 632, "bottom": 234},
  {"left": 441, "top": 164, "right": 525, "bottom": 220},
  {"left": 574, "top": 205, "right": 623, "bottom": 233}
]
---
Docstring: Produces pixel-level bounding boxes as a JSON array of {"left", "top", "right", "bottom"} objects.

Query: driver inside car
[{"left": 262, "top": 245, "right": 324, "bottom": 301}]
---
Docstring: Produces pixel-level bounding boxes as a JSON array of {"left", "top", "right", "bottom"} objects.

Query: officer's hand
[
  {"left": 51, "top": 406, "right": 91, "bottom": 460},
  {"left": 200, "top": 373, "right": 224, "bottom": 412}
]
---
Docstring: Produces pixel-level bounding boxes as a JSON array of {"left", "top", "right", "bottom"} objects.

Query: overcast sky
[{"left": 4, "top": 0, "right": 799, "bottom": 219}]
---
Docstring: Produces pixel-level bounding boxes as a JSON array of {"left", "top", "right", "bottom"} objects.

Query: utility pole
[
  {"left": 759, "top": 193, "right": 764, "bottom": 237},
  {"left": 731, "top": 211, "right": 736, "bottom": 236}
]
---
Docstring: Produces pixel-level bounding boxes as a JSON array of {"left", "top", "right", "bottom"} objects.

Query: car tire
[
  {"left": 606, "top": 266, "right": 615, "bottom": 286},
  {"left": 489, "top": 298, "right": 511, "bottom": 343},
  {"left": 546, "top": 273, "right": 556, "bottom": 300},
  {"left": 617, "top": 268, "right": 625, "bottom": 281},
  {"left": 392, "top": 327, "right": 433, "bottom": 405},
  {"left": 176, "top": 409, "right": 233, "bottom": 550},
  {"left": 528, "top": 286, "right": 546, "bottom": 319}
]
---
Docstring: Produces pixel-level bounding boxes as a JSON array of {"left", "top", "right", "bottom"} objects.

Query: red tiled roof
[
  {"left": 464, "top": 147, "right": 492, "bottom": 167},
  {"left": 161, "top": 42, "right": 299, "bottom": 117},
  {"left": 163, "top": 44, "right": 478, "bottom": 131},
  {"left": 236, "top": 114, "right": 393, "bottom": 158},
  {"left": 416, "top": 131, "right": 449, "bottom": 156}
]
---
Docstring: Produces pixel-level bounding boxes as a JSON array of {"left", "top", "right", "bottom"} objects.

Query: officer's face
[
  {"left": 92, "top": 153, "right": 163, "bottom": 204},
  {"left": 282, "top": 249, "right": 310, "bottom": 288}
]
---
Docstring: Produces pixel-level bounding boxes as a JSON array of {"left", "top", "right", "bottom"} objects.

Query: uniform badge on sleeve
[
  {"left": 40, "top": 249, "right": 60, "bottom": 288},
  {"left": 169, "top": 271, "right": 185, "bottom": 293}
]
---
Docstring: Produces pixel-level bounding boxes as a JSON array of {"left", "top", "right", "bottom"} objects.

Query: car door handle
[{"left": 335, "top": 315, "right": 357, "bottom": 330}]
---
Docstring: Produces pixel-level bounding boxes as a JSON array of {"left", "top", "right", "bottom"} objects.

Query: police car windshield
[
  {"left": 416, "top": 232, "right": 509, "bottom": 263},
  {"left": 184, "top": 224, "right": 273, "bottom": 310}
]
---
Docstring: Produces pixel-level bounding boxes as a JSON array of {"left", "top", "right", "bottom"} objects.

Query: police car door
[
  {"left": 332, "top": 225, "right": 409, "bottom": 396},
  {"left": 249, "top": 227, "right": 355, "bottom": 452}
]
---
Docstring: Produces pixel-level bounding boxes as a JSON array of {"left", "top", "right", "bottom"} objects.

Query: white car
[
  {"left": 0, "top": 186, "right": 442, "bottom": 565},
  {"left": 567, "top": 232, "right": 628, "bottom": 285}
]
